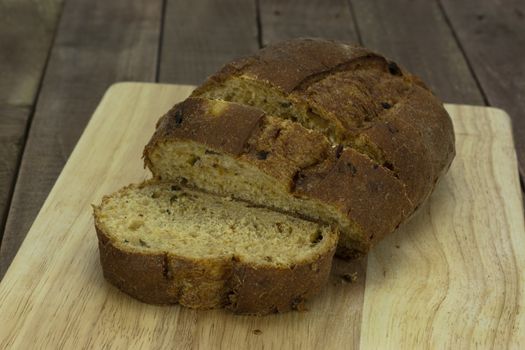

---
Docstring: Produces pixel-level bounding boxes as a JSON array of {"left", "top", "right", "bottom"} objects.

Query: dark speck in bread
[
  {"left": 256, "top": 151, "right": 269, "bottom": 160},
  {"left": 174, "top": 110, "right": 183, "bottom": 126}
]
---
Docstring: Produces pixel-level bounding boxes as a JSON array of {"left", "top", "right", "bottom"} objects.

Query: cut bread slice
[{"left": 93, "top": 181, "right": 338, "bottom": 315}]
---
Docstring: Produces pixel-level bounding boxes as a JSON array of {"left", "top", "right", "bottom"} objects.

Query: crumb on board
[{"left": 253, "top": 329, "right": 262, "bottom": 335}]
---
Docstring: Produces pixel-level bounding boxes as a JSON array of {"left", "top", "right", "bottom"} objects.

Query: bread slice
[
  {"left": 144, "top": 38, "right": 455, "bottom": 257},
  {"left": 93, "top": 181, "right": 338, "bottom": 315}
]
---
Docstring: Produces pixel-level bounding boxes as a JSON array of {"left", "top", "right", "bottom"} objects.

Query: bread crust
[
  {"left": 193, "top": 38, "right": 375, "bottom": 94},
  {"left": 94, "top": 211, "right": 336, "bottom": 315},
  {"left": 150, "top": 98, "right": 266, "bottom": 157}
]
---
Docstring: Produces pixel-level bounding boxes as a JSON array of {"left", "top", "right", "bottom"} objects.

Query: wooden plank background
[
  {"left": 0, "top": 0, "right": 64, "bottom": 259},
  {"left": 0, "top": 0, "right": 524, "bottom": 319}
]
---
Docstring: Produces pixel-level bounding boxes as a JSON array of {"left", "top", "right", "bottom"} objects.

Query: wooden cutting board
[{"left": 0, "top": 83, "right": 524, "bottom": 349}]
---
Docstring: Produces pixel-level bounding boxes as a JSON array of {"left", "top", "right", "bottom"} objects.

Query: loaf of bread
[
  {"left": 144, "top": 38, "right": 456, "bottom": 258},
  {"left": 95, "top": 38, "right": 455, "bottom": 314},
  {"left": 94, "top": 182, "right": 337, "bottom": 315}
]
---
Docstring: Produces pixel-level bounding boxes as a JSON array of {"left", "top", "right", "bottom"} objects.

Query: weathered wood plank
[
  {"left": 258, "top": 0, "right": 359, "bottom": 45},
  {"left": 159, "top": 0, "right": 260, "bottom": 85},
  {"left": 0, "top": 106, "right": 29, "bottom": 228},
  {"left": 439, "top": 0, "right": 525, "bottom": 182},
  {"left": 0, "top": 0, "right": 63, "bottom": 245},
  {"left": 0, "top": 0, "right": 163, "bottom": 279},
  {"left": 0, "top": 0, "right": 63, "bottom": 106},
  {"left": 349, "top": 0, "right": 485, "bottom": 105}
]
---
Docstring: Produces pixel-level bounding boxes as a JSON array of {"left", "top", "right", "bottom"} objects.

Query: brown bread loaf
[
  {"left": 144, "top": 38, "right": 455, "bottom": 257},
  {"left": 95, "top": 38, "right": 455, "bottom": 314}
]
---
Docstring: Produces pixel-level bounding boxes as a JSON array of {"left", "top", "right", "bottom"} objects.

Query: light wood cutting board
[{"left": 0, "top": 83, "right": 524, "bottom": 349}]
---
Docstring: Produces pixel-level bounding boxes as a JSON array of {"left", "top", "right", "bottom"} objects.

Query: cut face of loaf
[
  {"left": 94, "top": 182, "right": 337, "bottom": 315},
  {"left": 144, "top": 38, "right": 456, "bottom": 257}
]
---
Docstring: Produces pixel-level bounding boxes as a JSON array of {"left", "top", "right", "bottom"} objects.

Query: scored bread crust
[
  {"left": 193, "top": 38, "right": 455, "bottom": 196},
  {"left": 144, "top": 38, "right": 456, "bottom": 257},
  {"left": 193, "top": 38, "right": 386, "bottom": 94},
  {"left": 193, "top": 38, "right": 455, "bottom": 195},
  {"left": 93, "top": 185, "right": 337, "bottom": 315}
]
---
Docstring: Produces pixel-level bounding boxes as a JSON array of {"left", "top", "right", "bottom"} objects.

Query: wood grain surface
[
  {"left": 0, "top": 106, "right": 30, "bottom": 235},
  {"left": 0, "top": 0, "right": 163, "bottom": 278},
  {"left": 0, "top": 83, "right": 523, "bottom": 349},
  {"left": 0, "top": 0, "right": 63, "bottom": 240},
  {"left": 158, "top": 0, "right": 259, "bottom": 85},
  {"left": 0, "top": 0, "right": 63, "bottom": 106},
  {"left": 258, "top": 0, "right": 359, "bottom": 45}
]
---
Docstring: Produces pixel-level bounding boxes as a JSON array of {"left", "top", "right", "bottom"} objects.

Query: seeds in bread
[{"left": 94, "top": 182, "right": 338, "bottom": 314}]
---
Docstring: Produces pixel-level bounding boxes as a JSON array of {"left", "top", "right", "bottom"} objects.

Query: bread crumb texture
[{"left": 95, "top": 182, "right": 336, "bottom": 266}]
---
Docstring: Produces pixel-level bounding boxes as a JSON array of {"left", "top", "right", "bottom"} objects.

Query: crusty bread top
[{"left": 194, "top": 38, "right": 392, "bottom": 94}]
